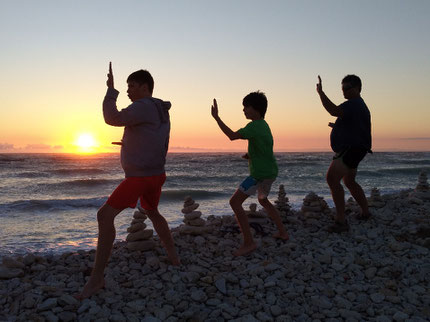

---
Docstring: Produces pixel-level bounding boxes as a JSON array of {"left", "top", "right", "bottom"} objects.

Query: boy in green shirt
[{"left": 211, "top": 91, "right": 289, "bottom": 256}]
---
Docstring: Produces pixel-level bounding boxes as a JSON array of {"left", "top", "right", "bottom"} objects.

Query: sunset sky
[{"left": 1, "top": 0, "right": 429, "bottom": 153}]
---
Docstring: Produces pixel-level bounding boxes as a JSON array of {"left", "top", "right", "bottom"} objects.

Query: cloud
[
  {"left": 25, "top": 144, "right": 52, "bottom": 150},
  {"left": 0, "top": 143, "right": 15, "bottom": 151},
  {"left": 400, "top": 137, "right": 430, "bottom": 140},
  {"left": 169, "top": 146, "right": 215, "bottom": 151}
]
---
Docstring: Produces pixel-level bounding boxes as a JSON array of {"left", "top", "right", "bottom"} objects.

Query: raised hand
[
  {"left": 107, "top": 62, "right": 114, "bottom": 88},
  {"left": 316, "top": 75, "right": 323, "bottom": 94},
  {"left": 211, "top": 98, "right": 219, "bottom": 119}
]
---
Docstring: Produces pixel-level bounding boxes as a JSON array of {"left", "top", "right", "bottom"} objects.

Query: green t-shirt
[{"left": 237, "top": 119, "right": 278, "bottom": 180}]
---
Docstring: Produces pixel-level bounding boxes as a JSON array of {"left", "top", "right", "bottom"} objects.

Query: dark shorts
[
  {"left": 107, "top": 173, "right": 166, "bottom": 211},
  {"left": 333, "top": 147, "right": 367, "bottom": 169}
]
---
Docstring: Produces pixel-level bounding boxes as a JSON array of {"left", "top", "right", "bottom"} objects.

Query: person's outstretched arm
[
  {"left": 316, "top": 75, "right": 343, "bottom": 117},
  {"left": 211, "top": 99, "right": 242, "bottom": 140}
]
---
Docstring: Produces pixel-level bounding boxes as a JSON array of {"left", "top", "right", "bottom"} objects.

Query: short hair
[
  {"left": 127, "top": 69, "right": 154, "bottom": 94},
  {"left": 342, "top": 74, "right": 362, "bottom": 92},
  {"left": 242, "top": 91, "right": 268, "bottom": 118}
]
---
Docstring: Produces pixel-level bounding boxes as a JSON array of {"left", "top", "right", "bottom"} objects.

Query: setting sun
[{"left": 75, "top": 133, "right": 98, "bottom": 153}]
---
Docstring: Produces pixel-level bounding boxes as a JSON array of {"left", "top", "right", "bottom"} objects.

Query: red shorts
[{"left": 107, "top": 173, "right": 166, "bottom": 211}]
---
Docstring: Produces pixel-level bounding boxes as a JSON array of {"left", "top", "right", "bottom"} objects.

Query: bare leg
[
  {"left": 258, "top": 197, "right": 289, "bottom": 240},
  {"left": 146, "top": 209, "right": 180, "bottom": 266},
  {"left": 75, "top": 204, "right": 122, "bottom": 300},
  {"left": 343, "top": 171, "right": 370, "bottom": 217},
  {"left": 230, "top": 190, "right": 256, "bottom": 256},
  {"left": 326, "top": 159, "right": 348, "bottom": 223}
]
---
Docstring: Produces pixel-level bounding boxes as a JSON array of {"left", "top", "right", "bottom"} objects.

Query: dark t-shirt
[{"left": 330, "top": 97, "right": 372, "bottom": 153}]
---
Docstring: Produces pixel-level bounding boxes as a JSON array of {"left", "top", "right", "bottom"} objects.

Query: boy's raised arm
[
  {"left": 211, "top": 99, "right": 242, "bottom": 141},
  {"left": 107, "top": 62, "right": 114, "bottom": 89}
]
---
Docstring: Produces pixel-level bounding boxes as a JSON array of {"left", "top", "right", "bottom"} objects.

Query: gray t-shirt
[
  {"left": 103, "top": 88, "right": 171, "bottom": 177},
  {"left": 330, "top": 97, "right": 371, "bottom": 152}
]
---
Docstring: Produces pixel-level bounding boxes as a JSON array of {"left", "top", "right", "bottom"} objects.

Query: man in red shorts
[
  {"left": 76, "top": 63, "right": 180, "bottom": 299},
  {"left": 316, "top": 75, "right": 372, "bottom": 233}
]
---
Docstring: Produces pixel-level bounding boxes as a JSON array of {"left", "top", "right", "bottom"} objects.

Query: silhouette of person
[
  {"left": 76, "top": 63, "right": 179, "bottom": 299},
  {"left": 316, "top": 74, "right": 372, "bottom": 233}
]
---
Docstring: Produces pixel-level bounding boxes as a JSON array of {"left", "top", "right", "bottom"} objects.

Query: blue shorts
[{"left": 239, "top": 176, "right": 275, "bottom": 199}]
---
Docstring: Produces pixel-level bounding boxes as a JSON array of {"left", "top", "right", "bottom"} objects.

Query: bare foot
[
  {"left": 74, "top": 277, "right": 105, "bottom": 300},
  {"left": 233, "top": 243, "right": 257, "bottom": 256},
  {"left": 273, "top": 232, "right": 289, "bottom": 241}
]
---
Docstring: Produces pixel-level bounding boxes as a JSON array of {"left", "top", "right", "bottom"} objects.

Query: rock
[
  {"left": 182, "top": 203, "right": 199, "bottom": 214},
  {"left": 2, "top": 256, "right": 25, "bottom": 269},
  {"left": 1, "top": 184, "right": 430, "bottom": 322},
  {"left": 127, "top": 240, "right": 156, "bottom": 251},
  {"left": 134, "top": 209, "right": 147, "bottom": 219},
  {"left": 178, "top": 225, "right": 212, "bottom": 235},
  {"left": 184, "top": 211, "right": 202, "bottom": 220},
  {"left": 215, "top": 278, "right": 227, "bottom": 294},
  {"left": 57, "top": 311, "right": 76, "bottom": 322},
  {"left": 370, "top": 293, "right": 385, "bottom": 303},
  {"left": 191, "top": 290, "right": 207, "bottom": 302},
  {"left": 194, "top": 236, "right": 205, "bottom": 245},
  {"left": 301, "top": 192, "right": 330, "bottom": 217},
  {"left": 392, "top": 311, "right": 409, "bottom": 321},
  {"left": 58, "top": 294, "right": 79, "bottom": 306},
  {"left": 125, "top": 208, "right": 156, "bottom": 251},
  {"left": 185, "top": 218, "right": 206, "bottom": 227},
  {"left": 365, "top": 267, "right": 377, "bottom": 279},
  {"left": 22, "top": 295, "right": 36, "bottom": 309},
  {"left": 127, "top": 222, "right": 145, "bottom": 233},
  {"left": 256, "top": 311, "right": 272, "bottom": 321},
  {"left": 270, "top": 305, "right": 283, "bottom": 316},
  {"left": 368, "top": 187, "right": 385, "bottom": 207},
  {"left": 312, "top": 295, "right": 333, "bottom": 309},
  {"left": 275, "top": 184, "right": 291, "bottom": 214},
  {"left": 126, "top": 229, "right": 153, "bottom": 242},
  {"left": 179, "top": 196, "right": 210, "bottom": 235},
  {"left": 37, "top": 298, "right": 58, "bottom": 312},
  {"left": 0, "top": 265, "right": 24, "bottom": 279},
  {"left": 23, "top": 253, "right": 36, "bottom": 265}
]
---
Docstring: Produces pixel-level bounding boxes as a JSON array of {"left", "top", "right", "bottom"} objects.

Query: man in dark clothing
[{"left": 316, "top": 74, "right": 372, "bottom": 233}]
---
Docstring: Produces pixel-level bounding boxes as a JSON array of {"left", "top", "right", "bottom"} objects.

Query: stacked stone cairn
[
  {"left": 409, "top": 171, "right": 430, "bottom": 201},
  {"left": 178, "top": 196, "right": 212, "bottom": 235},
  {"left": 301, "top": 192, "right": 331, "bottom": 218},
  {"left": 274, "top": 184, "right": 291, "bottom": 215},
  {"left": 245, "top": 203, "right": 267, "bottom": 224},
  {"left": 126, "top": 207, "right": 156, "bottom": 251},
  {"left": 368, "top": 187, "right": 385, "bottom": 208}
]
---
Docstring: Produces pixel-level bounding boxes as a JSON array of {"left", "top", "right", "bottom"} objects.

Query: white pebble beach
[{"left": 1, "top": 186, "right": 429, "bottom": 322}]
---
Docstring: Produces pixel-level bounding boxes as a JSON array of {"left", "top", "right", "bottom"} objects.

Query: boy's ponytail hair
[{"left": 243, "top": 91, "right": 268, "bottom": 118}]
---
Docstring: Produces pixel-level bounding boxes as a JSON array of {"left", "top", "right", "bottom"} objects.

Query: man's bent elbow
[{"left": 228, "top": 133, "right": 242, "bottom": 141}]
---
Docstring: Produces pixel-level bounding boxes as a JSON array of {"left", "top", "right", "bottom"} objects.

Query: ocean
[{"left": 1, "top": 152, "right": 429, "bottom": 257}]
